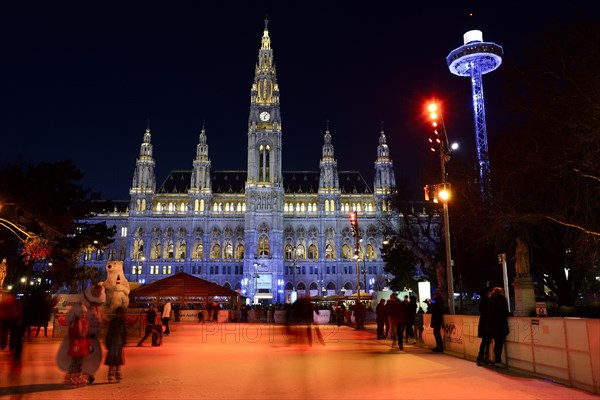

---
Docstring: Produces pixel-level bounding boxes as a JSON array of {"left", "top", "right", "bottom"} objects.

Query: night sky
[{"left": 1, "top": 2, "right": 596, "bottom": 200}]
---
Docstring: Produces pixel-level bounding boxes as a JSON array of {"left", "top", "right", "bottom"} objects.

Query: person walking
[
  {"left": 396, "top": 296, "right": 409, "bottom": 350},
  {"left": 353, "top": 301, "right": 366, "bottom": 330},
  {"left": 430, "top": 291, "right": 445, "bottom": 352},
  {"left": 375, "top": 298, "right": 388, "bottom": 339},
  {"left": 414, "top": 306, "right": 425, "bottom": 343},
  {"left": 105, "top": 306, "right": 127, "bottom": 382},
  {"left": 385, "top": 293, "right": 401, "bottom": 349},
  {"left": 162, "top": 301, "right": 172, "bottom": 336},
  {"left": 335, "top": 302, "right": 346, "bottom": 327},
  {"left": 405, "top": 295, "right": 418, "bottom": 345},
  {"left": 144, "top": 304, "right": 157, "bottom": 326},
  {"left": 65, "top": 302, "right": 92, "bottom": 386},
  {"left": 476, "top": 288, "right": 492, "bottom": 365},
  {"left": 292, "top": 296, "right": 324, "bottom": 346},
  {"left": 486, "top": 287, "right": 510, "bottom": 368},
  {"left": 240, "top": 304, "right": 248, "bottom": 323},
  {"left": 81, "top": 284, "right": 106, "bottom": 384},
  {"left": 212, "top": 301, "right": 219, "bottom": 322}
]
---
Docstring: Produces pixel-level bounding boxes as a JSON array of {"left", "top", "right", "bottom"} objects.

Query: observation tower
[{"left": 447, "top": 30, "right": 503, "bottom": 202}]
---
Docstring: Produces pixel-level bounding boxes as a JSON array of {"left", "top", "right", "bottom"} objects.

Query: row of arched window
[
  {"left": 134, "top": 198, "right": 378, "bottom": 215},
  {"left": 131, "top": 238, "right": 379, "bottom": 262}
]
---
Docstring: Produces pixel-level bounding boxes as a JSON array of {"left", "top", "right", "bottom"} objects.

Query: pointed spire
[
  {"left": 374, "top": 125, "right": 396, "bottom": 201},
  {"left": 191, "top": 125, "right": 212, "bottom": 193},
  {"left": 319, "top": 125, "right": 339, "bottom": 193},
  {"left": 130, "top": 125, "right": 156, "bottom": 196}
]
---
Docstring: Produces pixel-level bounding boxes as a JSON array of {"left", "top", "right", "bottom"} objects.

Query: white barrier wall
[{"left": 421, "top": 314, "right": 600, "bottom": 395}]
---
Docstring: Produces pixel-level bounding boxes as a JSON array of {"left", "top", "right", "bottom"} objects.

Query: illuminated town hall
[{"left": 88, "top": 22, "right": 402, "bottom": 304}]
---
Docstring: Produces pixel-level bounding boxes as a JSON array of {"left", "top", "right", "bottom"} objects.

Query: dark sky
[{"left": 0, "top": 2, "right": 596, "bottom": 200}]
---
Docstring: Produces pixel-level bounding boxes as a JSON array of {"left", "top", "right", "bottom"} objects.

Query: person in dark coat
[
  {"left": 430, "top": 291, "right": 445, "bottom": 352},
  {"left": 375, "top": 299, "right": 388, "bottom": 339},
  {"left": 105, "top": 307, "right": 127, "bottom": 382},
  {"left": 335, "top": 302, "right": 346, "bottom": 326},
  {"left": 486, "top": 287, "right": 510, "bottom": 367},
  {"left": 396, "top": 296, "right": 410, "bottom": 350},
  {"left": 477, "top": 288, "right": 491, "bottom": 365},
  {"left": 353, "top": 301, "right": 366, "bottom": 330},
  {"left": 144, "top": 304, "right": 157, "bottom": 327},
  {"left": 385, "top": 293, "right": 401, "bottom": 348},
  {"left": 405, "top": 295, "right": 418, "bottom": 345}
]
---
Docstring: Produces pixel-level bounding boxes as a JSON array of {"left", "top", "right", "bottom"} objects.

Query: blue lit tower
[{"left": 447, "top": 30, "right": 503, "bottom": 202}]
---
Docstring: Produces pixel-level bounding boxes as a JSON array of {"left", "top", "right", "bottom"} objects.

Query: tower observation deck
[{"left": 447, "top": 30, "right": 503, "bottom": 202}]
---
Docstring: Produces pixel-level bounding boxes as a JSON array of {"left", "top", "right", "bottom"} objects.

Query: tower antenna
[{"left": 447, "top": 30, "right": 503, "bottom": 202}]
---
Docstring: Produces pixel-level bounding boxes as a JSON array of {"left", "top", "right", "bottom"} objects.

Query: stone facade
[{"left": 80, "top": 22, "right": 439, "bottom": 304}]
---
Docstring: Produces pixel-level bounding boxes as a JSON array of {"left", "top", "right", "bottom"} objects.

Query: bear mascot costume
[{"left": 102, "top": 261, "right": 131, "bottom": 312}]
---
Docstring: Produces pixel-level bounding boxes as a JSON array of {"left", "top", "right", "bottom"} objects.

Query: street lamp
[
  {"left": 359, "top": 238, "right": 367, "bottom": 293},
  {"left": 252, "top": 269, "right": 260, "bottom": 305},
  {"left": 426, "top": 100, "right": 455, "bottom": 314},
  {"left": 291, "top": 246, "right": 299, "bottom": 303},
  {"left": 349, "top": 211, "right": 361, "bottom": 303}
]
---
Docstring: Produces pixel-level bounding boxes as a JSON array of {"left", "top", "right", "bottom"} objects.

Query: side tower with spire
[
  {"left": 189, "top": 126, "right": 212, "bottom": 215},
  {"left": 373, "top": 126, "right": 396, "bottom": 215},
  {"left": 318, "top": 126, "right": 340, "bottom": 216},
  {"left": 129, "top": 126, "right": 156, "bottom": 215}
]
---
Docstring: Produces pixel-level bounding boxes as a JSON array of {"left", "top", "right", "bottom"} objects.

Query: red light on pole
[{"left": 349, "top": 211, "right": 359, "bottom": 237}]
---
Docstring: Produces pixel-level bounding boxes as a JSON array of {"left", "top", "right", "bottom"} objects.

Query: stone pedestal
[{"left": 513, "top": 275, "right": 536, "bottom": 316}]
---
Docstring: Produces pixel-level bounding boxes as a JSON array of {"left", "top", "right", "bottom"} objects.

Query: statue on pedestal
[
  {"left": 436, "top": 261, "right": 446, "bottom": 290},
  {"left": 514, "top": 237, "right": 530, "bottom": 277}
]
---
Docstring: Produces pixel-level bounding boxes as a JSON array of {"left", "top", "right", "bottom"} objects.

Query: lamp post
[
  {"left": 427, "top": 100, "right": 456, "bottom": 314},
  {"left": 291, "top": 246, "right": 298, "bottom": 303},
  {"left": 252, "top": 271, "right": 260, "bottom": 305},
  {"left": 349, "top": 211, "right": 361, "bottom": 303},
  {"left": 360, "top": 238, "right": 367, "bottom": 293}
]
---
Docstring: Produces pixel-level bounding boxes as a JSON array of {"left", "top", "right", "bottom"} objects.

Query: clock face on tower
[{"left": 259, "top": 111, "right": 271, "bottom": 122}]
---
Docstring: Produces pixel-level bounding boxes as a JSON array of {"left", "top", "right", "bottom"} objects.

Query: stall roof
[{"left": 129, "top": 272, "right": 241, "bottom": 299}]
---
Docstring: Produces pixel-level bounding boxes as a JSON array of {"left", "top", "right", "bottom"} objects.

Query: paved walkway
[{"left": 1, "top": 322, "right": 597, "bottom": 400}]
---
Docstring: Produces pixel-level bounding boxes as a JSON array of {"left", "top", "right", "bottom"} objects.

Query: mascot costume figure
[{"left": 103, "top": 261, "right": 131, "bottom": 312}]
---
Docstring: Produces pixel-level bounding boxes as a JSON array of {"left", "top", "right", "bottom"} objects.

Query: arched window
[
  {"left": 210, "top": 244, "right": 221, "bottom": 260},
  {"left": 259, "top": 144, "right": 271, "bottom": 182},
  {"left": 284, "top": 244, "right": 295, "bottom": 260},
  {"left": 308, "top": 244, "right": 318, "bottom": 260},
  {"left": 366, "top": 243, "right": 376, "bottom": 259},
  {"left": 235, "top": 243, "right": 244, "bottom": 259},
  {"left": 258, "top": 235, "right": 270, "bottom": 256},
  {"left": 177, "top": 240, "right": 186, "bottom": 260},
  {"left": 194, "top": 243, "right": 203, "bottom": 259},
  {"left": 341, "top": 244, "right": 352, "bottom": 260},
  {"left": 296, "top": 244, "right": 306, "bottom": 260},
  {"left": 224, "top": 242, "right": 233, "bottom": 259},
  {"left": 151, "top": 240, "right": 161, "bottom": 260},
  {"left": 325, "top": 243, "right": 334, "bottom": 259},
  {"left": 164, "top": 241, "right": 174, "bottom": 259}
]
